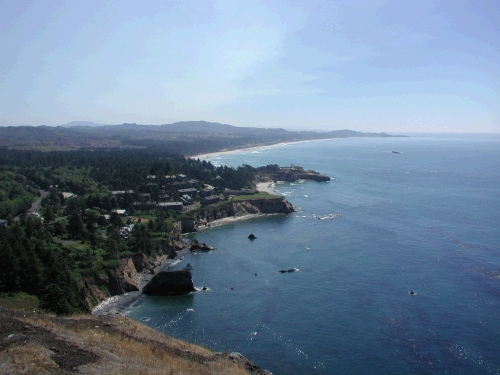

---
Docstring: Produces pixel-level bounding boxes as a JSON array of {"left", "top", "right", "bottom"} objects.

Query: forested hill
[{"left": 0, "top": 121, "right": 400, "bottom": 154}]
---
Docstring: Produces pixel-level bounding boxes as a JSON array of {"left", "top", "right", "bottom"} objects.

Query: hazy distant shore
[{"left": 192, "top": 138, "right": 347, "bottom": 160}]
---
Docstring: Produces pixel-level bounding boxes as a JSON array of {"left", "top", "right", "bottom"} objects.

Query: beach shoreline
[{"left": 191, "top": 137, "right": 347, "bottom": 161}]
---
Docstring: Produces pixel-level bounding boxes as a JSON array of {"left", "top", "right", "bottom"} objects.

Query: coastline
[
  {"left": 92, "top": 159, "right": 283, "bottom": 317},
  {"left": 192, "top": 137, "right": 348, "bottom": 161},
  {"left": 93, "top": 183, "right": 283, "bottom": 316},
  {"left": 91, "top": 248, "right": 190, "bottom": 317}
]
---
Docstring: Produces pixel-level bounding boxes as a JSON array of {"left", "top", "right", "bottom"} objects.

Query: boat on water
[{"left": 392, "top": 151, "right": 401, "bottom": 154}]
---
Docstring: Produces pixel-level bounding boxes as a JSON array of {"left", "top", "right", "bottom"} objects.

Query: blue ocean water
[{"left": 128, "top": 134, "right": 500, "bottom": 374}]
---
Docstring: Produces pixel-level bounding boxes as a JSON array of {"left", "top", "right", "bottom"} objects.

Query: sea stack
[{"left": 142, "top": 269, "right": 196, "bottom": 296}]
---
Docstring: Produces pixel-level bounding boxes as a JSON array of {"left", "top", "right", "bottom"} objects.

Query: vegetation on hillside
[{"left": 0, "top": 147, "right": 285, "bottom": 314}]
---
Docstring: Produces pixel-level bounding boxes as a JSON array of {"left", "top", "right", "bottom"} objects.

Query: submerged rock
[
  {"left": 142, "top": 269, "right": 196, "bottom": 296},
  {"left": 279, "top": 268, "right": 298, "bottom": 273}
]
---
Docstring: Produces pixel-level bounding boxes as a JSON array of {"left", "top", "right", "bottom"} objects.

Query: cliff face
[
  {"left": 181, "top": 197, "right": 294, "bottom": 233},
  {"left": 79, "top": 236, "right": 190, "bottom": 310}
]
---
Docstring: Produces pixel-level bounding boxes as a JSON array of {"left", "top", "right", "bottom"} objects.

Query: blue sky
[{"left": 1, "top": 0, "right": 498, "bottom": 132}]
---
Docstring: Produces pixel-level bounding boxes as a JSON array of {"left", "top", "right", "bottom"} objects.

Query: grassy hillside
[{"left": 0, "top": 307, "right": 269, "bottom": 375}]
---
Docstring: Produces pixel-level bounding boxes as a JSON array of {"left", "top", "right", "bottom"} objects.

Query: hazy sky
[{"left": 1, "top": 0, "right": 498, "bottom": 132}]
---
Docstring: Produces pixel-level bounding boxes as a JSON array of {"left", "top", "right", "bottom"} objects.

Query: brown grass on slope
[{"left": 0, "top": 309, "right": 270, "bottom": 375}]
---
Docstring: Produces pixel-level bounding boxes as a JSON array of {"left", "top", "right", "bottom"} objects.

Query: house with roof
[
  {"left": 200, "top": 184, "right": 215, "bottom": 197},
  {"left": 202, "top": 195, "right": 220, "bottom": 205},
  {"left": 222, "top": 188, "right": 258, "bottom": 196},
  {"left": 157, "top": 202, "right": 183, "bottom": 211},
  {"left": 177, "top": 188, "right": 198, "bottom": 197}
]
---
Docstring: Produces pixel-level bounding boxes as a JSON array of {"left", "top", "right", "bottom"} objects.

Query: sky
[{"left": 1, "top": 0, "right": 498, "bottom": 133}]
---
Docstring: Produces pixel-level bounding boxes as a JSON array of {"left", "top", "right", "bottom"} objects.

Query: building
[
  {"left": 180, "top": 194, "right": 193, "bottom": 205},
  {"left": 177, "top": 188, "right": 198, "bottom": 197},
  {"left": 200, "top": 184, "right": 215, "bottom": 197},
  {"left": 202, "top": 195, "right": 220, "bottom": 205},
  {"left": 222, "top": 188, "right": 258, "bottom": 196},
  {"left": 0, "top": 219, "right": 8, "bottom": 227},
  {"left": 157, "top": 202, "right": 183, "bottom": 210},
  {"left": 158, "top": 193, "right": 170, "bottom": 202},
  {"left": 111, "top": 190, "right": 134, "bottom": 197},
  {"left": 112, "top": 209, "right": 128, "bottom": 216}
]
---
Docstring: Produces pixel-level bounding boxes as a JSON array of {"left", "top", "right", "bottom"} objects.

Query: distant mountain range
[{"left": 0, "top": 120, "right": 402, "bottom": 155}]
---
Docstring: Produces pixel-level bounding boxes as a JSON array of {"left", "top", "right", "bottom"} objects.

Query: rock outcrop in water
[
  {"left": 190, "top": 239, "right": 215, "bottom": 251},
  {"left": 142, "top": 269, "right": 196, "bottom": 296},
  {"left": 264, "top": 165, "right": 330, "bottom": 182}
]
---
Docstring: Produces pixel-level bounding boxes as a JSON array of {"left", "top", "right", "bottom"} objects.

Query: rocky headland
[{"left": 181, "top": 196, "right": 294, "bottom": 233}]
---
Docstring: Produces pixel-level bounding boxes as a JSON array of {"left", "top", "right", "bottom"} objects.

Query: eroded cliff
[{"left": 181, "top": 196, "right": 294, "bottom": 232}]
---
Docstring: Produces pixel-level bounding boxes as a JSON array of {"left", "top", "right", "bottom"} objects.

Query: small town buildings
[
  {"left": 177, "top": 188, "right": 198, "bottom": 197},
  {"left": 0, "top": 219, "right": 8, "bottom": 227},
  {"left": 176, "top": 174, "right": 187, "bottom": 182},
  {"left": 200, "top": 184, "right": 215, "bottom": 197},
  {"left": 62, "top": 192, "right": 76, "bottom": 199},
  {"left": 158, "top": 193, "right": 170, "bottom": 202},
  {"left": 132, "top": 201, "right": 156, "bottom": 211},
  {"left": 112, "top": 209, "right": 128, "bottom": 216},
  {"left": 157, "top": 202, "right": 183, "bottom": 210},
  {"left": 112, "top": 190, "right": 134, "bottom": 197},
  {"left": 202, "top": 195, "right": 220, "bottom": 205},
  {"left": 171, "top": 179, "right": 198, "bottom": 189},
  {"left": 222, "top": 188, "right": 257, "bottom": 196},
  {"left": 180, "top": 194, "right": 193, "bottom": 205}
]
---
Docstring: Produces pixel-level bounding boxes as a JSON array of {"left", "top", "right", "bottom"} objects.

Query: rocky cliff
[
  {"left": 181, "top": 196, "right": 294, "bottom": 232},
  {"left": 79, "top": 236, "right": 190, "bottom": 310}
]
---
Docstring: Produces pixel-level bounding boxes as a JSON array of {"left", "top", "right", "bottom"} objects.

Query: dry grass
[
  {"left": 1, "top": 310, "right": 262, "bottom": 375},
  {"left": 0, "top": 343, "right": 60, "bottom": 375}
]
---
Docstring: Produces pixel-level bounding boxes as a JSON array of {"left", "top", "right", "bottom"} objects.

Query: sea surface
[{"left": 128, "top": 134, "right": 500, "bottom": 374}]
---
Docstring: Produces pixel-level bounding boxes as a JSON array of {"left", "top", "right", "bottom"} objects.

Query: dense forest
[{"left": 0, "top": 147, "right": 270, "bottom": 314}]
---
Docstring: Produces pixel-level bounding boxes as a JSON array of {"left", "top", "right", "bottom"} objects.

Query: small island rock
[
  {"left": 248, "top": 234, "right": 257, "bottom": 240},
  {"left": 190, "top": 239, "right": 215, "bottom": 251}
]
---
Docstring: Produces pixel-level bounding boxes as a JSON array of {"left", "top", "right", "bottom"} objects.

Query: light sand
[
  {"left": 256, "top": 182, "right": 279, "bottom": 195},
  {"left": 192, "top": 137, "right": 344, "bottom": 160}
]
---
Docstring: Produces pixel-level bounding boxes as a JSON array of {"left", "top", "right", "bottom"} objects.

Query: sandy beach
[
  {"left": 192, "top": 137, "right": 343, "bottom": 161},
  {"left": 256, "top": 181, "right": 279, "bottom": 195},
  {"left": 192, "top": 141, "right": 293, "bottom": 160}
]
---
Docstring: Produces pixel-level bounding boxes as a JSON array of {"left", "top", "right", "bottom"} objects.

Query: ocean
[{"left": 128, "top": 134, "right": 500, "bottom": 374}]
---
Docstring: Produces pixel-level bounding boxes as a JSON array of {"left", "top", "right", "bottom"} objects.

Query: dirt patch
[{"left": 0, "top": 309, "right": 99, "bottom": 373}]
